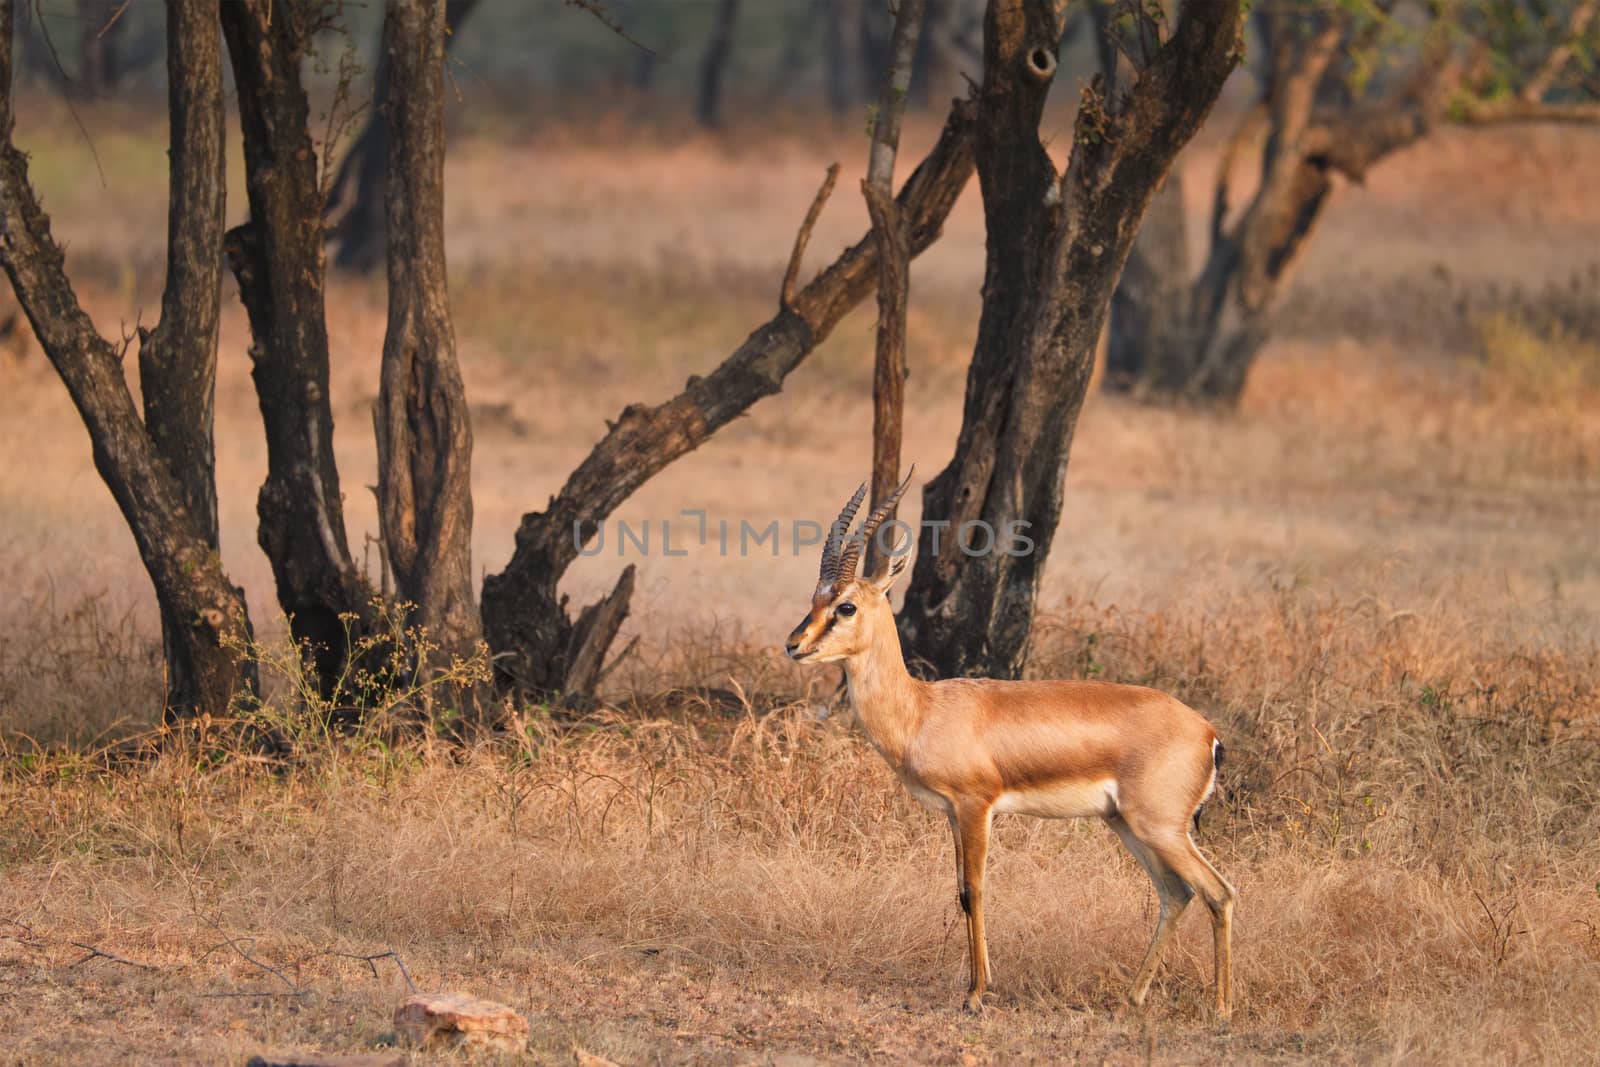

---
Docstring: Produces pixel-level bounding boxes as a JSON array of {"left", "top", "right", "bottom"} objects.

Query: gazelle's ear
[{"left": 869, "top": 531, "right": 913, "bottom": 594}]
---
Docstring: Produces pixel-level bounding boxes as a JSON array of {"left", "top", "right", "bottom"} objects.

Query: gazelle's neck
[{"left": 842, "top": 614, "right": 924, "bottom": 769}]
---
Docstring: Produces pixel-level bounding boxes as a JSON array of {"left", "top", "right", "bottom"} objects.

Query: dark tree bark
[
  {"left": 481, "top": 97, "right": 977, "bottom": 701},
  {"left": 1106, "top": 0, "right": 1600, "bottom": 407},
  {"left": 863, "top": 0, "right": 926, "bottom": 574},
  {"left": 138, "top": 0, "right": 248, "bottom": 714},
  {"left": 0, "top": 0, "right": 256, "bottom": 718},
  {"left": 222, "top": 1, "right": 373, "bottom": 695},
  {"left": 1102, "top": 169, "right": 1190, "bottom": 391},
  {"left": 326, "top": 0, "right": 480, "bottom": 274},
  {"left": 897, "top": 0, "right": 1244, "bottom": 680},
  {"left": 376, "top": 0, "right": 482, "bottom": 666},
  {"left": 697, "top": 0, "right": 741, "bottom": 128}
]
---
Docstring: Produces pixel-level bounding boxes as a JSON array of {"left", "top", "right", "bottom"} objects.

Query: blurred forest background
[{"left": 1, "top": 1, "right": 1599, "bottom": 1064}]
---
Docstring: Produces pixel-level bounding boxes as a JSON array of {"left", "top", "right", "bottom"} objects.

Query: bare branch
[
  {"left": 1456, "top": 97, "right": 1600, "bottom": 126},
  {"left": 198, "top": 914, "right": 296, "bottom": 991},
  {"left": 481, "top": 97, "right": 977, "bottom": 697},
  {"left": 780, "top": 162, "right": 840, "bottom": 309},
  {"left": 866, "top": 0, "right": 926, "bottom": 190},
  {"left": 71, "top": 942, "right": 156, "bottom": 970},
  {"left": 863, "top": 0, "right": 926, "bottom": 571},
  {"left": 565, "top": 0, "right": 654, "bottom": 56}
]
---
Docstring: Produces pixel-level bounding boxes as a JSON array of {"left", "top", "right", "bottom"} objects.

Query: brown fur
[{"left": 787, "top": 556, "right": 1236, "bottom": 1019}]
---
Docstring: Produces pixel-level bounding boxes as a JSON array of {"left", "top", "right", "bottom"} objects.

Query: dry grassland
[{"left": 2, "top": 98, "right": 1599, "bottom": 1064}]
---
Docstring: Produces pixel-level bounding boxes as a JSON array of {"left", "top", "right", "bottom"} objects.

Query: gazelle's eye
[{"left": 836, "top": 602, "right": 857, "bottom": 618}]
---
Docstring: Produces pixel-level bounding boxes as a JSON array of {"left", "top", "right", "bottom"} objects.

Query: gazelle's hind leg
[
  {"left": 1107, "top": 814, "right": 1194, "bottom": 1009},
  {"left": 1145, "top": 831, "right": 1236, "bottom": 1022}
]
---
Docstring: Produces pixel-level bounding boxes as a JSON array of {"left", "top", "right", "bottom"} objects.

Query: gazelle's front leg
[{"left": 953, "top": 802, "right": 993, "bottom": 1013}]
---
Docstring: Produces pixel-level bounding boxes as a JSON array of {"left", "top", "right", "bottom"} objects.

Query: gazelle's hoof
[{"left": 962, "top": 992, "right": 985, "bottom": 1014}]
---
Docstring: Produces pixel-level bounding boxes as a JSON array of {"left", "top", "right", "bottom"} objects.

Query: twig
[
  {"left": 197, "top": 915, "right": 296, "bottom": 991},
  {"left": 70, "top": 941, "right": 156, "bottom": 970},
  {"left": 26, "top": 0, "right": 106, "bottom": 186},
  {"left": 594, "top": 635, "right": 641, "bottom": 689},
  {"left": 564, "top": 0, "right": 655, "bottom": 56},
  {"left": 296, "top": 948, "right": 419, "bottom": 994},
  {"left": 780, "top": 163, "right": 840, "bottom": 309},
  {"left": 95, "top": 0, "right": 131, "bottom": 39}
]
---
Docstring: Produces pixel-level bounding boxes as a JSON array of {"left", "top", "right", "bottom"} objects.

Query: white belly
[
  {"left": 902, "top": 777, "right": 952, "bottom": 813},
  {"left": 994, "top": 779, "right": 1118, "bottom": 820}
]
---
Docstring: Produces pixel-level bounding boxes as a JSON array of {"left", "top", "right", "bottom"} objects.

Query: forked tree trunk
[
  {"left": 480, "top": 98, "right": 977, "bottom": 702},
  {"left": 1104, "top": 1, "right": 1600, "bottom": 407},
  {"left": 376, "top": 0, "right": 482, "bottom": 667},
  {"left": 898, "top": 0, "right": 1243, "bottom": 679},
  {"left": 0, "top": 0, "right": 257, "bottom": 718},
  {"left": 222, "top": 1, "right": 374, "bottom": 694}
]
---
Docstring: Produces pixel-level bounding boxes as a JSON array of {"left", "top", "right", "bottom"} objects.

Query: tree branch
[
  {"left": 1520, "top": 0, "right": 1597, "bottom": 103},
  {"left": 1455, "top": 97, "right": 1600, "bottom": 126},
  {"left": 864, "top": 0, "right": 925, "bottom": 573},
  {"left": 780, "top": 162, "right": 839, "bottom": 309},
  {"left": 480, "top": 95, "right": 976, "bottom": 696}
]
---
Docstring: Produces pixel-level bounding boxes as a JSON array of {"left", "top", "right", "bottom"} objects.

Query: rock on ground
[{"left": 392, "top": 991, "right": 529, "bottom": 1053}]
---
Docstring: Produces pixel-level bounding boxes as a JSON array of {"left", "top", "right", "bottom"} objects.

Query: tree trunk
[
  {"left": 864, "top": 0, "right": 926, "bottom": 573},
  {"left": 376, "top": 0, "right": 482, "bottom": 668},
  {"left": 222, "top": 1, "right": 373, "bottom": 695},
  {"left": 480, "top": 97, "right": 977, "bottom": 702},
  {"left": 898, "top": 0, "right": 1244, "bottom": 679},
  {"left": 1102, "top": 168, "right": 1193, "bottom": 394},
  {"left": 1097, "top": 1, "right": 1583, "bottom": 407},
  {"left": 327, "top": 0, "right": 480, "bottom": 274},
  {"left": 697, "top": 0, "right": 741, "bottom": 128},
  {"left": 0, "top": 0, "right": 256, "bottom": 718},
  {"left": 75, "top": 0, "right": 122, "bottom": 96},
  {"left": 139, "top": 0, "right": 253, "bottom": 716}
]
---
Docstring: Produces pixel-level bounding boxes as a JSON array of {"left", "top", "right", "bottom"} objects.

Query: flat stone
[
  {"left": 393, "top": 991, "right": 529, "bottom": 1053},
  {"left": 246, "top": 1054, "right": 403, "bottom": 1067},
  {"left": 574, "top": 1049, "right": 623, "bottom": 1067}
]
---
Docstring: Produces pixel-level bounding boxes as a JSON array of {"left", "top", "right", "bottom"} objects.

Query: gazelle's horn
[
  {"left": 818, "top": 482, "right": 867, "bottom": 588},
  {"left": 836, "top": 466, "right": 915, "bottom": 584}
]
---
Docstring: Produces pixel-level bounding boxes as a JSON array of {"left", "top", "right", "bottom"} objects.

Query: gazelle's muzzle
[{"left": 785, "top": 609, "right": 824, "bottom": 660}]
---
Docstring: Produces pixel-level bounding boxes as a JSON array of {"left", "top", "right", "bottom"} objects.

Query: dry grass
[{"left": 3, "top": 99, "right": 1600, "bottom": 1063}]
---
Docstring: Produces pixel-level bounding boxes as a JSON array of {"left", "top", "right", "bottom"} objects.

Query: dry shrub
[
  {"left": 0, "top": 591, "right": 161, "bottom": 746},
  {"left": 1475, "top": 310, "right": 1600, "bottom": 406}
]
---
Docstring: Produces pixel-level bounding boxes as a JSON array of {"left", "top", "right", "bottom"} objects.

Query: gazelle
[{"left": 785, "top": 477, "right": 1236, "bottom": 1019}]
